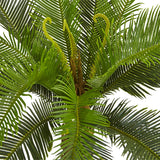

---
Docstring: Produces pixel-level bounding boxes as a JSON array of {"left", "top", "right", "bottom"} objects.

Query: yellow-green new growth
[
  {"left": 43, "top": 17, "right": 69, "bottom": 71},
  {"left": 63, "top": 19, "right": 81, "bottom": 86},
  {"left": 43, "top": 17, "right": 62, "bottom": 52},
  {"left": 93, "top": 13, "right": 110, "bottom": 47},
  {"left": 90, "top": 13, "right": 110, "bottom": 78},
  {"left": 63, "top": 19, "right": 78, "bottom": 58}
]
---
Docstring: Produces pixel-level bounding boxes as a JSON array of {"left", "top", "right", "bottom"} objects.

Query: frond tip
[
  {"left": 42, "top": 17, "right": 62, "bottom": 52},
  {"left": 89, "top": 14, "right": 111, "bottom": 79},
  {"left": 42, "top": 17, "right": 70, "bottom": 71},
  {"left": 93, "top": 13, "right": 110, "bottom": 47},
  {"left": 63, "top": 19, "right": 77, "bottom": 57},
  {"left": 43, "top": 17, "right": 52, "bottom": 42}
]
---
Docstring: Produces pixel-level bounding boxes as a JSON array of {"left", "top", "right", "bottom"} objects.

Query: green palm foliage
[{"left": 0, "top": 0, "right": 160, "bottom": 159}]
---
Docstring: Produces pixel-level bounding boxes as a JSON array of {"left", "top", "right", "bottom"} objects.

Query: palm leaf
[
  {"left": 104, "top": 62, "right": 160, "bottom": 97},
  {"left": 30, "top": 84, "right": 56, "bottom": 102},
  {"left": 77, "top": 0, "right": 111, "bottom": 79},
  {"left": 51, "top": 76, "right": 112, "bottom": 160},
  {"left": 0, "top": 24, "right": 71, "bottom": 138},
  {"left": 0, "top": 99, "right": 55, "bottom": 160},
  {"left": 77, "top": 0, "right": 141, "bottom": 79},
  {"left": 0, "top": 0, "right": 34, "bottom": 36},
  {"left": 78, "top": 0, "right": 141, "bottom": 40},
  {"left": 88, "top": 6, "right": 160, "bottom": 93},
  {"left": 109, "top": 0, "right": 142, "bottom": 29},
  {"left": 96, "top": 99, "right": 160, "bottom": 160},
  {"left": 103, "top": 6, "right": 160, "bottom": 97},
  {"left": 36, "top": 45, "right": 69, "bottom": 90},
  {"left": 0, "top": 32, "right": 38, "bottom": 142},
  {"left": 30, "top": 0, "right": 79, "bottom": 57}
]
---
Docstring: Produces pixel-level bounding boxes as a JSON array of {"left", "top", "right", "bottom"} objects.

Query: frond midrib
[
  {"left": 109, "top": 125, "right": 160, "bottom": 159},
  {"left": 120, "top": 42, "right": 160, "bottom": 64},
  {"left": 90, "top": 42, "right": 160, "bottom": 88},
  {"left": 6, "top": 115, "right": 52, "bottom": 160},
  {"left": 103, "top": 61, "right": 141, "bottom": 93},
  {"left": 0, "top": 68, "right": 36, "bottom": 129},
  {"left": 113, "top": 0, "right": 130, "bottom": 32},
  {"left": 0, "top": 39, "right": 27, "bottom": 59},
  {"left": 0, "top": 84, "right": 28, "bottom": 129},
  {"left": 79, "top": 0, "right": 100, "bottom": 79},
  {"left": 71, "top": 96, "right": 80, "bottom": 159},
  {"left": 58, "top": 0, "right": 72, "bottom": 58},
  {"left": 0, "top": 5, "right": 16, "bottom": 33}
]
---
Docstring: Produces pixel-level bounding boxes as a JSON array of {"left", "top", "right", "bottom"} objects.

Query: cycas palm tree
[{"left": 0, "top": 0, "right": 160, "bottom": 159}]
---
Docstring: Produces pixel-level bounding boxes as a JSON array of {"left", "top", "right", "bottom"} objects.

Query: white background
[{"left": 0, "top": 0, "right": 160, "bottom": 160}]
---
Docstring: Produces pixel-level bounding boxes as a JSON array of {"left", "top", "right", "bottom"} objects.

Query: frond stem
[{"left": 72, "top": 96, "right": 80, "bottom": 159}]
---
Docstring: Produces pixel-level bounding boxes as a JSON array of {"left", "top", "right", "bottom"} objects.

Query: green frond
[
  {"left": 103, "top": 62, "right": 160, "bottom": 98},
  {"left": 90, "top": 13, "right": 111, "bottom": 78},
  {"left": 109, "top": 0, "right": 142, "bottom": 30},
  {"left": 0, "top": 14, "right": 70, "bottom": 145},
  {"left": 77, "top": 0, "right": 141, "bottom": 79},
  {"left": 88, "top": 6, "right": 160, "bottom": 91},
  {"left": 51, "top": 76, "right": 111, "bottom": 160},
  {"left": 93, "top": 13, "right": 110, "bottom": 47},
  {"left": 0, "top": 99, "right": 55, "bottom": 160},
  {"left": 37, "top": 45, "right": 70, "bottom": 89},
  {"left": 96, "top": 99, "right": 160, "bottom": 160},
  {"left": 0, "top": 0, "right": 34, "bottom": 36},
  {"left": 63, "top": 19, "right": 78, "bottom": 58},
  {"left": 78, "top": 0, "right": 113, "bottom": 32},
  {"left": 30, "top": 84, "right": 56, "bottom": 102},
  {"left": 30, "top": 0, "right": 79, "bottom": 57},
  {"left": 77, "top": 0, "right": 110, "bottom": 79},
  {"left": 0, "top": 33, "right": 38, "bottom": 143}
]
